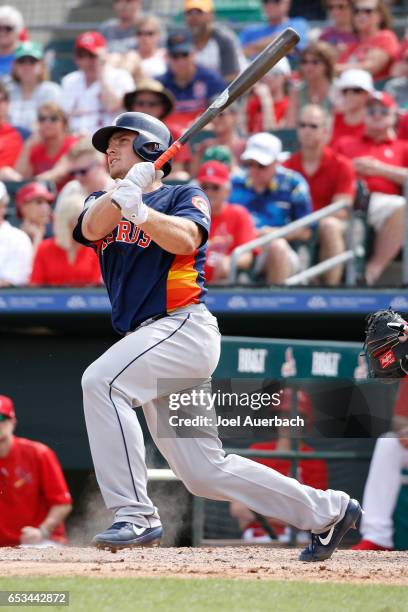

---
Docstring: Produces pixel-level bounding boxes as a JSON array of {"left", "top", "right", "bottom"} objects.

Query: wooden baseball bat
[{"left": 154, "top": 27, "right": 300, "bottom": 170}]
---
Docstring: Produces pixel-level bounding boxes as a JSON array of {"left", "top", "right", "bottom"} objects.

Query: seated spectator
[
  {"left": 184, "top": 0, "right": 245, "bottom": 82},
  {"left": 285, "top": 42, "right": 335, "bottom": 128},
  {"left": 196, "top": 161, "right": 256, "bottom": 283},
  {"left": 230, "top": 133, "right": 312, "bottom": 285},
  {"left": 0, "top": 5, "right": 24, "bottom": 77},
  {"left": 0, "top": 395, "right": 72, "bottom": 547},
  {"left": 0, "top": 181, "right": 32, "bottom": 286},
  {"left": 31, "top": 194, "right": 101, "bottom": 286},
  {"left": 319, "top": 0, "right": 356, "bottom": 55},
  {"left": 4, "top": 103, "right": 78, "bottom": 190},
  {"left": 61, "top": 32, "right": 134, "bottom": 135},
  {"left": 100, "top": 0, "right": 142, "bottom": 54},
  {"left": 284, "top": 105, "right": 355, "bottom": 285},
  {"left": 246, "top": 57, "right": 291, "bottom": 133},
  {"left": 330, "top": 69, "right": 374, "bottom": 145},
  {"left": 239, "top": 0, "right": 309, "bottom": 60},
  {"left": 56, "top": 139, "right": 114, "bottom": 205},
  {"left": 0, "top": 81, "right": 23, "bottom": 168},
  {"left": 16, "top": 181, "right": 54, "bottom": 252},
  {"left": 8, "top": 42, "right": 61, "bottom": 132},
  {"left": 158, "top": 29, "right": 226, "bottom": 132},
  {"left": 190, "top": 102, "right": 245, "bottom": 177},
  {"left": 123, "top": 79, "right": 189, "bottom": 177},
  {"left": 398, "top": 113, "right": 408, "bottom": 141},
  {"left": 385, "top": 45, "right": 408, "bottom": 110},
  {"left": 109, "top": 15, "right": 166, "bottom": 81},
  {"left": 230, "top": 390, "right": 328, "bottom": 543},
  {"left": 336, "top": 0, "right": 399, "bottom": 81},
  {"left": 334, "top": 92, "right": 408, "bottom": 285}
]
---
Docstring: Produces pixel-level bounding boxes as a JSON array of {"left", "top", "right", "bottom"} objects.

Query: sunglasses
[
  {"left": 16, "top": 56, "right": 39, "bottom": 65},
  {"left": 245, "top": 161, "right": 269, "bottom": 169},
  {"left": 201, "top": 183, "right": 222, "bottom": 191},
  {"left": 327, "top": 3, "right": 348, "bottom": 9},
  {"left": 0, "top": 25, "right": 14, "bottom": 33},
  {"left": 366, "top": 106, "right": 390, "bottom": 116},
  {"left": 133, "top": 99, "right": 162, "bottom": 108},
  {"left": 75, "top": 50, "right": 97, "bottom": 59},
  {"left": 136, "top": 30, "right": 157, "bottom": 37},
  {"left": 342, "top": 87, "right": 366, "bottom": 94},
  {"left": 298, "top": 121, "right": 321, "bottom": 129},
  {"left": 300, "top": 59, "right": 322, "bottom": 66},
  {"left": 170, "top": 51, "right": 190, "bottom": 59},
  {"left": 70, "top": 162, "right": 98, "bottom": 177},
  {"left": 353, "top": 7, "right": 376, "bottom": 14},
  {"left": 38, "top": 115, "right": 60, "bottom": 123}
]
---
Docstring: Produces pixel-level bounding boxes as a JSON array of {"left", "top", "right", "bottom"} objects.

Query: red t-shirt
[
  {"left": 246, "top": 94, "right": 289, "bottom": 133},
  {"left": 333, "top": 134, "right": 408, "bottom": 195},
  {"left": 338, "top": 30, "right": 400, "bottom": 80},
  {"left": 330, "top": 113, "right": 365, "bottom": 146},
  {"left": 0, "top": 436, "right": 72, "bottom": 546},
  {"left": 205, "top": 202, "right": 257, "bottom": 282},
  {"left": 398, "top": 113, "right": 408, "bottom": 141},
  {"left": 30, "top": 238, "right": 101, "bottom": 286},
  {"left": 284, "top": 147, "right": 355, "bottom": 211},
  {"left": 29, "top": 135, "right": 78, "bottom": 190},
  {"left": 0, "top": 123, "right": 23, "bottom": 167}
]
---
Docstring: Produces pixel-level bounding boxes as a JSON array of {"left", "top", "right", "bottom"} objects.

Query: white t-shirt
[
  {"left": 61, "top": 66, "right": 134, "bottom": 135},
  {"left": 9, "top": 81, "right": 62, "bottom": 132},
  {"left": 140, "top": 50, "right": 167, "bottom": 79},
  {"left": 0, "top": 220, "right": 33, "bottom": 285}
]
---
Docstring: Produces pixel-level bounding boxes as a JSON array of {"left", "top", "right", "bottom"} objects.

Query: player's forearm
[
  {"left": 82, "top": 190, "right": 121, "bottom": 241},
  {"left": 39, "top": 503, "right": 72, "bottom": 537},
  {"left": 140, "top": 208, "right": 202, "bottom": 255}
]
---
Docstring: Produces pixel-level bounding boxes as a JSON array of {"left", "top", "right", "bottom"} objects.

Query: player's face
[
  {"left": 106, "top": 130, "right": 139, "bottom": 179},
  {"left": 0, "top": 418, "right": 15, "bottom": 458}
]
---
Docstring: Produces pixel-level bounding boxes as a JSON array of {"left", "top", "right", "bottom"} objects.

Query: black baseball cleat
[
  {"left": 299, "top": 498, "right": 362, "bottom": 562},
  {"left": 93, "top": 522, "right": 163, "bottom": 552}
]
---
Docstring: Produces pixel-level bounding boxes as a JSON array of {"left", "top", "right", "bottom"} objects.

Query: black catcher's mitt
[{"left": 364, "top": 309, "right": 408, "bottom": 379}]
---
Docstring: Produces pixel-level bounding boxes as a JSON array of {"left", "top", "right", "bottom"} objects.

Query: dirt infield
[{"left": 1, "top": 547, "right": 407, "bottom": 585}]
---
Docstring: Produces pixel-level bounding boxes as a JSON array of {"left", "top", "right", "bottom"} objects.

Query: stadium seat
[
  {"left": 44, "top": 39, "right": 76, "bottom": 83},
  {"left": 272, "top": 128, "right": 298, "bottom": 154}
]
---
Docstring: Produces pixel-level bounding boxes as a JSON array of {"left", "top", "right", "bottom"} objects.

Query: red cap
[
  {"left": 16, "top": 182, "right": 54, "bottom": 210},
  {"left": 369, "top": 91, "right": 397, "bottom": 109},
  {"left": 197, "top": 161, "right": 230, "bottom": 185},
  {"left": 0, "top": 395, "right": 15, "bottom": 419},
  {"left": 75, "top": 31, "right": 106, "bottom": 55}
]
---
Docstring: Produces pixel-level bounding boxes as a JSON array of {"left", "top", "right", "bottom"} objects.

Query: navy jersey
[{"left": 73, "top": 184, "right": 211, "bottom": 335}]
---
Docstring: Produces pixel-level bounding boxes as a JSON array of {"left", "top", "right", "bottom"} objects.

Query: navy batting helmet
[{"left": 92, "top": 112, "right": 173, "bottom": 177}]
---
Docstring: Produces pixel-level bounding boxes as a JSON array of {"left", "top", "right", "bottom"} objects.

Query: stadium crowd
[{"left": 0, "top": 0, "right": 407, "bottom": 288}]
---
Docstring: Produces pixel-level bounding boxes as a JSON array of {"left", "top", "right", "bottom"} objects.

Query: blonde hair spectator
[{"left": 53, "top": 194, "right": 84, "bottom": 251}]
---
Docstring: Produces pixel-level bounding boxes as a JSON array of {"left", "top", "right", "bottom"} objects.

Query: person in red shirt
[
  {"left": 284, "top": 104, "right": 355, "bottom": 285},
  {"left": 330, "top": 68, "right": 374, "bottom": 146},
  {"left": 16, "top": 181, "right": 54, "bottom": 253},
  {"left": 245, "top": 57, "right": 291, "bottom": 133},
  {"left": 230, "top": 389, "right": 328, "bottom": 543},
  {"left": 3, "top": 103, "right": 78, "bottom": 192},
  {"left": 0, "top": 81, "right": 23, "bottom": 170},
  {"left": 0, "top": 395, "right": 72, "bottom": 547},
  {"left": 30, "top": 193, "right": 101, "bottom": 286},
  {"left": 334, "top": 92, "right": 408, "bottom": 285},
  {"left": 336, "top": 0, "right": 399, "bottom": 80},
  {"left": 197, "top": 160, "right": 256, "bottom": 283}
]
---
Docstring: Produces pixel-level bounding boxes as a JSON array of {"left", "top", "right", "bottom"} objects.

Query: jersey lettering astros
[{"left": 73, "top": 184, "right": 211, "bottom": 335}]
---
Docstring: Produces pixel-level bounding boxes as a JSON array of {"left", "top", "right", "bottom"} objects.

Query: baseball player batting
[{"left": 73, "top": 112, "right": 361, "bottom": 561}]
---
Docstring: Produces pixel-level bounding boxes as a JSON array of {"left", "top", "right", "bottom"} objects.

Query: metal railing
[{"left": 229, "top": 199, "right": 360, "bottom": 285}]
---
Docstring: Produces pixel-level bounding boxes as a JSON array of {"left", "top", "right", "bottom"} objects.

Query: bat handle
[{"left": 154, "top": 141, "right": 183, "bottom": 170}]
